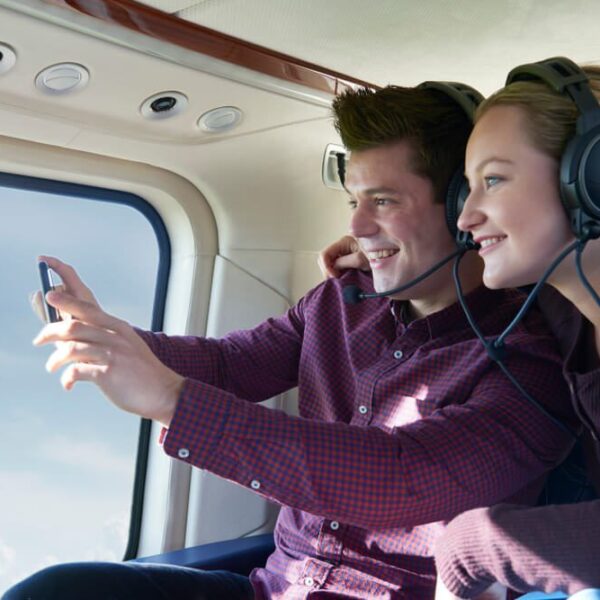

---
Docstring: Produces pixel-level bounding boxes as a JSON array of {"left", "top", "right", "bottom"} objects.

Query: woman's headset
[{"left": 502, "top": 57, "right": 600, "bottom": 240}]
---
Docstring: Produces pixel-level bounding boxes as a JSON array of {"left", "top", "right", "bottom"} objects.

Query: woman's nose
[{"left": 456, "top": 191, "right": 485, "bottom": 234}]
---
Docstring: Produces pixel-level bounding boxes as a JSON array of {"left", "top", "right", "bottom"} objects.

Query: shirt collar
[{"left": 389, "top": 285, "right": 504, "bottom": 341}]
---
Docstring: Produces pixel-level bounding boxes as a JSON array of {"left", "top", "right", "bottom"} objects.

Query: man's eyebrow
[{"left": 347, "top": 187, "right": 399, "bottom": 196}]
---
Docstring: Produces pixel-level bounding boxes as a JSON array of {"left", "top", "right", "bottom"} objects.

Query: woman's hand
[{"left": 318, "top": 235, "right": 369, "bottom": 279}]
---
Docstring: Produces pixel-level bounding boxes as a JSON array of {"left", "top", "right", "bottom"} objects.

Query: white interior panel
[
  {"left": 167, "top": 0, "right": 600, "bottom": 95},
  {"left": 185, "top": 255, "right": 295, "bottom": 546}
]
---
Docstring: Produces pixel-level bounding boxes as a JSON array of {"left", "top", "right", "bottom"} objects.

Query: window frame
[{"left": 0, "top": 170, "right": 171, "bottom": 560}]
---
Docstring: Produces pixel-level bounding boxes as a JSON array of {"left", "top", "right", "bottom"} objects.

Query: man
[{"left": 5, "top": 85, "right": 576, "bottom": 600}]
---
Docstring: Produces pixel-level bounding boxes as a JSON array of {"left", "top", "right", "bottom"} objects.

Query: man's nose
[{"left": 348, "top": 203, "right": 378, "bottom": 238}]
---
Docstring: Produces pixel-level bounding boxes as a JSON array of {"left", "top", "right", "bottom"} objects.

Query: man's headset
[
  {"left": 336, "top": 76, "right": 579, "bottom": 437},
  {"left": 417, "top": 81, "right": 483, "bottom": 249},
  {"left": 338, "top": 80, "right": 483, "bottom": 247},
  {"left": 339, "top": 81, "right": 484, "bottom": 304}
]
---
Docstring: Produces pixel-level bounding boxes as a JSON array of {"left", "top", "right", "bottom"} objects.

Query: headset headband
[{"left": 505, "top": 57, "right": 600, "bottom": 238}]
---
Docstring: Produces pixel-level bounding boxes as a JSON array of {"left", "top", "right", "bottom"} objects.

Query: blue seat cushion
[{"left": 132, "top": 533, "right": 275, "bottom": 576}]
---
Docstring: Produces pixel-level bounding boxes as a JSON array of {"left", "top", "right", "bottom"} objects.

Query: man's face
[{"left": 345, "top": 140, "right": 458, "bottom": 300}]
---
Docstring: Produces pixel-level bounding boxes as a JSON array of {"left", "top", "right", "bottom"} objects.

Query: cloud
[
  {"left": 0, "top": 535, "right": 60, "bottom": 593},
  {"left": 0, "top": 538, "right": 16, "bottom": 577},
  {"left": 37, "top": 434, "right": 134, "bottom": 477},
  {"left": 0, "top": 471, "right": 130, "bottom": 594}
]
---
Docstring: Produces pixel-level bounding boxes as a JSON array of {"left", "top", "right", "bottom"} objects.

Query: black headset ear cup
[
  {"left": 444, "top": 168, "right": 464, "bottom": 238},
  {"left": 445, "top": 167, "right": 473, "bottom": 247},
  {"left": 507, "top": 57, "right": 600, "bottom": 238},
  {"left": 418, "top": 80, "right": 482, "bottom": 246},
  {"left": 561, "top": 130, "right": 600, "bottom": 221}
]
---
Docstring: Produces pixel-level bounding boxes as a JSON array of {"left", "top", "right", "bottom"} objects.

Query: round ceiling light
[
  {"left": 198, "top": 106, "right": 243, "bottom": 133},
  {"left": 0, "top": 43, "right": 17, "bottom": 76},
  {"left": 140, "top": 91, "right": 188, "bottom": 120},
  {"left": 35, "top": 63, "right": 89, "bottom": 94}
]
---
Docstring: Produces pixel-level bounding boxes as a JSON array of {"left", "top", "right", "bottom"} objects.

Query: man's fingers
[
  {"left": 60, "top": 362, "right": 107, "bottom": 391},
  {"left": 46, "top": 341, "right": 110, "bottom": 374},
  {"left": 29, "top": 290, "right": 48, "bottom": 324},
  {"left": 44, "top": 291, "right": 125, "bottom": 334},
  {"left": 33, "top": 315, "right": 118, "bottom": 348},
  {"left": 38, "top": 256, "right": 98, "bottom": 305}
]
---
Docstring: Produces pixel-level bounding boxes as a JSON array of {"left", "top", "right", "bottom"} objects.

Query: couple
[{"left": 4, "top": 57, "right": 600, "bottom": 599}]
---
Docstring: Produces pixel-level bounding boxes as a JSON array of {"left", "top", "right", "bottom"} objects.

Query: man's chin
[{"left": 373, "top": 278, "right": 401, "bottom": 296}]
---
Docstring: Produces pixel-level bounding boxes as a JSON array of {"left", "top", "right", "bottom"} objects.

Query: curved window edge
[{"left": 0, "top": 170, "right": 171, "bottom": 560}]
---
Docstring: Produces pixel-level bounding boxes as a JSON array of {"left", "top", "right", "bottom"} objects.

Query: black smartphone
[{"left": 38, "top": 261, "right": 60, "bottom": 323}]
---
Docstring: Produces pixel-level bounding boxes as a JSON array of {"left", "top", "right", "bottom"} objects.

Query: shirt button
[
  {"left": 250, "top": 479, "right": 261, "bottom": 490},
  {"left": 304, "top": 577, "right": 314, "bottom": 586},
  {"left": 330, "top": 521, "right": 340, "bottom": 530},
  {"left": 393, "top": 350, "right": 403, "bottom": 359},
  {"left": 177, "top": 448, "right": 190, "bottom": 459},
  {"left": 358, "top": 405, "right": 368, "bottom": 415}
]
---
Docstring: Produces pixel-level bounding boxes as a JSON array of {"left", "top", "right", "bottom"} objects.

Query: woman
[{"left": 319, "top": 62, "right": 600, "bottom": 598}]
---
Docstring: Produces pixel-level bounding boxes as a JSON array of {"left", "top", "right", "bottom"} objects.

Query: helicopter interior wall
[{"left": 0, "top": 4, "right": 352, "bottom": 559}]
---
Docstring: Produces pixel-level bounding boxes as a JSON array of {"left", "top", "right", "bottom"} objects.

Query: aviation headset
[
  {"left": 416, "top": 81, "right": 483, "bottom": 248},
  {"left": 443, "top": 57, "right": 600, "bottom": 242},
  {"left": 338, "top": 80, "right": 484, "bottom": 304},
  {"left": 337, "top": 80, "right": 483, "bottom": 246},
  {"left": 506, "top": 57, "right": 600, "bottom": 240},
  {"left": 336, "top": 76, "right": 579, "bottom": 438}
]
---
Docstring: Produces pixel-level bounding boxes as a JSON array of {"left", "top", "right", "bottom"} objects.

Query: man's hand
[
  {"left": 317, "top": 235, "right": 369, "bottom": 279},
  {"left": 32, "top": 259, "right": 184, "bottom": 427}
]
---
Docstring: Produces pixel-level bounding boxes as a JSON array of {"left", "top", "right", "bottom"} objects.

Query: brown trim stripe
[{"left": 42, "top": 0, "right": 375, "bottom": 95}]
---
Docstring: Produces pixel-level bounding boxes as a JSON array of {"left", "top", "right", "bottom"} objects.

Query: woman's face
[{"left": 459, "top": 104, "right": 574, "bottom": 289}]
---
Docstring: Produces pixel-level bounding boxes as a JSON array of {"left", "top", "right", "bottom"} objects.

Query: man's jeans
[{"left": 1, "top": 561, "right": 254, "bottom": 600}]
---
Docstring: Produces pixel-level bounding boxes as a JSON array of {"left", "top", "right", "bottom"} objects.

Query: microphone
[{"left": 343, "top": 246, "right": 473, "bottom": 304}]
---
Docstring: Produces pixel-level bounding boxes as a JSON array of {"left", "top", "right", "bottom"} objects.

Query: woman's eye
[{"left": 484, "top": 176, "right": 503, "bottom": 189}]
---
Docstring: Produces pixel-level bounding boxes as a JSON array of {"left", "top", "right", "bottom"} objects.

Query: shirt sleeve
[
  {"left": 161, "top": 340, "right": 573, "bottom": 530},
  {"left": 136, "top": 301, "right": 305, "bottom": 403},
  {"left": 434, "top": 501, "right": 600, "bottom": 597}
]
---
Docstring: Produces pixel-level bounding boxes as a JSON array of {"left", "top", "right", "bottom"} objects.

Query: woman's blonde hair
[{"left": 476, "top": 65, "right": 600, "bottom": 162}]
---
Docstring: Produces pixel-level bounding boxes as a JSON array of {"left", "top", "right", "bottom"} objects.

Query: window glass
[{"left": 0, "top": 181, "right": 163, "bottom": 593}]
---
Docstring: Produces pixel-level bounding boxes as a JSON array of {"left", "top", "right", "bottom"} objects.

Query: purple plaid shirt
[{"left": 141, "top": 271, "right": 575, "bottom": 599}]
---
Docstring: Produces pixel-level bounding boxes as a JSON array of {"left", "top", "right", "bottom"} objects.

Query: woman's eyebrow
[{"left": 473, "top": 157, "right": 515, "bottom": 172}]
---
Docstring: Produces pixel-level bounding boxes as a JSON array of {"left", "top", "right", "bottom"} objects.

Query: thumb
[{"left": 29, "top": 290, "right": 48, "bottom": 324}]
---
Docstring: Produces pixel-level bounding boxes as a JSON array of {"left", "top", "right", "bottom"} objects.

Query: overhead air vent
[
  {"left": 197, "top": 106, "right": 243, "bottom": 133},
  {"left": 35, "top": 63, "right": 89, "bottom": 94},
  {"left": 0, "top": 43, "right": 17, "bottom": 76},
  {"left": 322, "top": 144, "right": 348, "bottom": 191}
]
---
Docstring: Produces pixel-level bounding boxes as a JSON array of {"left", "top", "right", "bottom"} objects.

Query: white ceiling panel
[
  {"left": 136, "top": 0, "right": 600, "bottom": 95},
  {"left": 137, "top": 0, "right": 202, "bottom": 13}
]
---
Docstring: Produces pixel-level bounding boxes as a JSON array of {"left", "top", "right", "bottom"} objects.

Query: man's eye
[
  {"left": 348, "top": 200, "right": 358, "bottom": 210},
  {"left": 374, "top": 197, "right": 391, "bottom": 206}
]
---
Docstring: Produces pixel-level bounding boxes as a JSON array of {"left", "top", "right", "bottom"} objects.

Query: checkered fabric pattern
[{"left": 140, "top": 271, "right": 576, "bottom": 599}]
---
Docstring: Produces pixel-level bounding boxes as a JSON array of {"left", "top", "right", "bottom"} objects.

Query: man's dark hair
[{"left": 332, "top": 85, "right": 472, "bottom": 203}]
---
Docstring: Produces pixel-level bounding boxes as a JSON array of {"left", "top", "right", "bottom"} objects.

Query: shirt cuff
[{"left": 161, "top": 378, "right": 225, "bottom": 464}]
